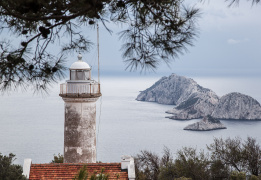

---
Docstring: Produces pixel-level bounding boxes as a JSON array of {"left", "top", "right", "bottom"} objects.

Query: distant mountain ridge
[{"left": 136, "top": 74, "right": 261, "bottom": 120}]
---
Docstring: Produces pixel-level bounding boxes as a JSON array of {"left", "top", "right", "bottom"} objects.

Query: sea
[{"left": 1, "top": 75, "right": 261, "bottom": 165}]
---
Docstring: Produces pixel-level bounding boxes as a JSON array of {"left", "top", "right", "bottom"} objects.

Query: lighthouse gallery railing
[{"left": 60, "top": 83, "right": 100, "bottom": 95}]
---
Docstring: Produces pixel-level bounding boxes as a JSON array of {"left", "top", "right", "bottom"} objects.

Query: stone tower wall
[{"left": 63, "top": 97, "right": 98, "bottom": 163}]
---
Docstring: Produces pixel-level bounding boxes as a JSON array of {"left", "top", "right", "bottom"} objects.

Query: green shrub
[
  {"left": 249, "top": 175, "right": 259, "bottom": 180},
  {"left": 174, "top": 177, "right": 192, "bottom": 180},
  {"left": 51, "top": 153, "right": 64, "bottom": 163},
  {"left": 0, "top": 153, "right": 27, "bottom": 180},
  {"left": 230, "top": 171, "right": 246, "bottom": 180}
]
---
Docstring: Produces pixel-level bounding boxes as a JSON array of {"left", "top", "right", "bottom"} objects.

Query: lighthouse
[{"left": 59, "top": 54, "right": 101, "bottom": 163}]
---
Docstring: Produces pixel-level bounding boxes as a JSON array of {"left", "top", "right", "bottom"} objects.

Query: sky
[
  {"left": 87, "top": 0, "right": 261, "bottom": 78},
  {"left": 1, "top": 1, "right": 261, "bottom": 78}
]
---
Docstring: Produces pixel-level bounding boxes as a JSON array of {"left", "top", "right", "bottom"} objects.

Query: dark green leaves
[
  {"left": 117, "top": 0, "right": 200, "bottom": 71},
  {"left": 0, "top": 153, "right": 27, "bottom": 180}
]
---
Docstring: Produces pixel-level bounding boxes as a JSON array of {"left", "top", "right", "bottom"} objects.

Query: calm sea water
[{"left": 0, "top": 75, "right": 261, "bottom": 165}]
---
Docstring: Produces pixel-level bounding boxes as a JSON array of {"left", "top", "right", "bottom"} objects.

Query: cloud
[
  {"left": 227, "top": 39, "right": 240, "bottom": 44},
  {"left": 227, "top": 38, "right": 249, "bottom": 45}
]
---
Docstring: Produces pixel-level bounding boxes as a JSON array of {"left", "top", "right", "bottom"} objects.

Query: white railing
[{"left": 60, "top": 83, "right": 100, "bottom": 95}]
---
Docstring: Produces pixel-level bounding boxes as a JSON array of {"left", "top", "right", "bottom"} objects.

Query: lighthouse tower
[{"left": 59, "top": 54, "right": 101, "bottom": 163}]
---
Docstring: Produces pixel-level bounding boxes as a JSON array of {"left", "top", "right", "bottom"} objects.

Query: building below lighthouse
[{"left": 59, "top": 54, "right": 101, "bottom": 163}]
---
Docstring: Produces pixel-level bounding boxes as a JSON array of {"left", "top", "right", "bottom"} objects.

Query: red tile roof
[{"left": 29, "top": 163, "right": 128, "bottom": 180}]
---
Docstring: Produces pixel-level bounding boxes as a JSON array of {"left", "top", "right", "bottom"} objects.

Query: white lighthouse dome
[{"left": 70, "top": 54, "right": 91, "bottom": 70}]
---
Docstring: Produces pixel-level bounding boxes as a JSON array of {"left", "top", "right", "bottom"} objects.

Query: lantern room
[
  {"left": 69, "top": 54, "right": 91, "bottom": 81},
  {"left": 59, "top": 54, "right": 101, "bottom": 97}
]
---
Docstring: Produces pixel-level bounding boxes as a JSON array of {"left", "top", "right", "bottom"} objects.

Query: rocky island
[
  {"left": 137, "top": 74, "right": 261, "bottom": 121},
  {"left": 184, "top": 115, "right": 227, "bottom": 131},
  {"left": 137, "top": 74, "right": 219, "bottom": 120},
  {"left": 212, "top": 92, "right": 261, "bottom": 120}
]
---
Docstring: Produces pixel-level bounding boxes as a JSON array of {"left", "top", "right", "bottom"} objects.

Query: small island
[{"left": 184, "top": 115, "right": 227, "bottom": 131}]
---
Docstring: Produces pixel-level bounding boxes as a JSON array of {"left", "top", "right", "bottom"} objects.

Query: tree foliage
[
  {"left": 73, "top": 165, "right": 89, "bottom": 180},
  {"left": 89, "top": 167, "right": 109, "bottom": 180},
  {"left": 207, "top": 137, "right": 246, "bottom": 173},
  {"left": 73, "top": 166, "right": 109, "bottom": 180},
  {"left": 135, "top": 137, "right": 261, "bottom": 180},
  {"left": 51, "top": 153, "right": 64, "bottom": 163},
  {"left": 0, "top": 153, "right": 27, "bottom": 180},
  {"left": 135, "top": 147, "right": 174, "bottom": 180},
  {"left": 0, "top": 0, "right": 200, "bottom": 92},
  {"left": 243, "top": 137, "right": 261, "bottom": 176},
  {"left": 135, "top": 147, "right": 210, "bottom": 180},
  {"left": 174, "top": 147, "right": 210, "bottom": 180},
  {"left": 225, "top": 0, "right": 260, "bottom": 6},
  {"left": 230, "top": 171, "right": 246, "bottom": 180},
  {"left": 207, "top": 137, "right": 261, "bottom": 176}
]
